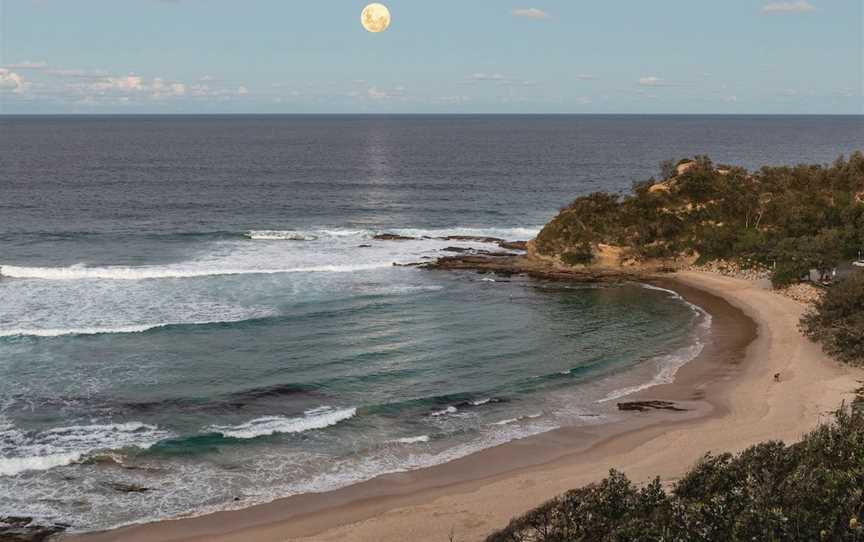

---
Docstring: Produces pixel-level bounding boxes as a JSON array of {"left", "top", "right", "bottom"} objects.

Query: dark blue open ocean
[{"left": 1, "top": 115, "right": 861, "bottom": 532}]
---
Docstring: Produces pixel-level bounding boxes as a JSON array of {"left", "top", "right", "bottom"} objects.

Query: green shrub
[
  {"left": 486, "top": 407, "right": 864, "bottom": 542},
  {"left": 560, "top": 245, "right": 595, "bottom": 266},
  {"left": 801, "top": 272, "right": 864, "bottom": 365}
]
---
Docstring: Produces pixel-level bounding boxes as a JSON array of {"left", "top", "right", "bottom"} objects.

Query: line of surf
[
  {"left": 597, "top": 283, "right": 713, "bottom": 403},
  {"left": 0, "top": 313, "right": 277, "bottom": 339},
  {"left": 244, "top": 226, "right": 542, "bottom": 242},
  {"left": 0, "top": 262, "right": 390, "bottom": 281},
  {"left": 0, "top": 421, "right": 167, "bottom": 477},
  {"left": 207, "top": 407, "right": 357, "bottom": 439}
]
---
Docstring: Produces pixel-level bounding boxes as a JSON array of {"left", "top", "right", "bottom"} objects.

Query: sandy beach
[{"left": 69, "top": 271, "right": 862, "bottom": 542}]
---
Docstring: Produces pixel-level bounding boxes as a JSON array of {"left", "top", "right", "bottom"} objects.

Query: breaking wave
[
  {"left": 390, "top": 435, "right": 431, "bottom": 444},
  {"left": 243, "top": 226, "right": 540, "bottom": 242},
  {"left": 0, "top": 420, "right": 168, "bottom": 477},
  {"left": 245, "top": 230, "right": 319, "bottom": 241},
  {"left": 0, "top": 312, "right": 276, "bottom": 339},
  {"left": 207, "top": 407, "right": 357, "bottom": 440},
  {"left": 0, "top": 263, "right": 390, "bottom": 281}
]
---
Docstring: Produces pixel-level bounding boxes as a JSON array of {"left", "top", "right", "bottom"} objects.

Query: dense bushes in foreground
[
  {"left": 802, "top": 272, "right": 864, "bottom": 366},
  {"left": 534, "top": 153, "right": 864, "bottom": 286},
  {"left": 486, "top": 407, "right": 864, "bottom": 542}
]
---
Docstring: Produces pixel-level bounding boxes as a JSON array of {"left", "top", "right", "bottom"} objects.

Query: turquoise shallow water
[{"left": 0, "top": 114, "right": 859, "bottom": 531}]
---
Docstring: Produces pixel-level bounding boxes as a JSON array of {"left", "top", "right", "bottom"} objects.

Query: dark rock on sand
[
  {"left": 617, "top": 401, "right": 687, "bottom": 412},
  {"left": 104, "top": 482, "right": 152, "bottom": 493},
  {"left": 441, "top": 247, "right": 518, "bottom": 257},
  {"left": 441, "top": 235, "right": 506, "bottom": 244},
  {"left": 499, "top": 240, "right": 528, "bottom": 251},
  {"left": 423, "top": 254, "right": 635, "bottom": 283},
  {"left": 358, "top": 244, "right": 372, "bottom": 248},
  {"left": 374, "top": 234, "right": 416, "bottom": 241},
  {"left": 0, "top": 517, "right": 67, "bottom": 542},
  {"left": 455, "top": 397, "right": 506, "bottom": 408},
  {"left": 475, "top": 250, "right": 520, "bottom": 257},
  {"left": 0, "top": 519, "right": 33, "bottom": 529}
]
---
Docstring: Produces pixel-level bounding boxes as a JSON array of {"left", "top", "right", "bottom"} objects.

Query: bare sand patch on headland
[{"left": 68, "top": 271, "right": 862, "bottom": 542}]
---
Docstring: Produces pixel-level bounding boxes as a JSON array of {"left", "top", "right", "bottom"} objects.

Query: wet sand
[{"left": 68, "top": 271, "right": 862, "bottom": 542}]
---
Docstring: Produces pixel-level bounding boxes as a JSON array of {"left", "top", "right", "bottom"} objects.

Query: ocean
[{"left": 1, "top": 114, "right": 861, "bottom": 532}]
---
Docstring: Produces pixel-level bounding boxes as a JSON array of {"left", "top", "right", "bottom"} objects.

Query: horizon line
[{"left": 1, "top": 112, "right": 862, "bottom": 117}]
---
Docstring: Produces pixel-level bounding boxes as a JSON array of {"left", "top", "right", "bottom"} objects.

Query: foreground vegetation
[
  {"left": 486, "top": 406, "right": 864, "bottom": 542},
  {"left": 535, "top": 153, "right": 864, "bottom": 286}
]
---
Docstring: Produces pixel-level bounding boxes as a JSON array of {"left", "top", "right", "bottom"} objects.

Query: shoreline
[{"left": 64, "top": 270, "right": 864, "bottom": 542}]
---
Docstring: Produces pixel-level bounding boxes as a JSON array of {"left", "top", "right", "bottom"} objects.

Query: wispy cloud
[
  {"left": 432, "top": 95, "right": 471, "bottom": 105},
  {"left": 0, "top": 69, "right": 29, "bottom": 94},
  {"left": 511, "top": 8, "right": 550, "bottom": 19},
  {"left": 467, "top": 73, "right": 535, "bottom": 86},
  {"left": 638, "top": 76, "right": 681, "bottom": 87},
  {"left": 46, "top": 68, "right": 107, "bottom": 78},
  {"left": 762, "top": 1, "right": 816, "bottom": 13},
  {"left": 469, "top": 73, "right": 508, "bottom": 82},
  {"left": 1, "top": 62, "right": 253, "bottom": 107},
  {"left": 2, "top": 60, "right": 47, "bottom": 70},
  {"left": 341, "top": 80, "right": 407, "bottom": 102},
  {"left": 366, "top": 85, "right": 405, "bottom": 100}
]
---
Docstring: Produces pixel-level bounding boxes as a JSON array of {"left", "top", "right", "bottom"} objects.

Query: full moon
[{"left": 361, "top": 3, "right": 391, "bottom": 33}]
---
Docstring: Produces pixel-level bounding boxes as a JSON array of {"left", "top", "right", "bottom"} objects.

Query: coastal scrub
[
  {"left": 534, "top": 153, "right": 864, "bottom": 286},
  {"left": 801, "top": 272, "right": 864, "bottom": 366},
  {"left": 486, "top": 407, "right": 864, "bottom": 542}
]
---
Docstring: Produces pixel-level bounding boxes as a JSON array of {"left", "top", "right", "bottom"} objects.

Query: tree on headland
[{"left": 534, "top": 152, "right": 864, "bottom": 286}]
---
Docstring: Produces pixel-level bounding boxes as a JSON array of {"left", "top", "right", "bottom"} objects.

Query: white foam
[
  {"left": 244, "top": 226, "right": 540, "bottom": 242},
  {"left": 640, "top": 283, "right": 713, "bottom": 329},
  {"left": 320, "top": 229, "right": 367, "bottom": 237},
  {"left": 0, "top": 311, "right": 274, "bottom": 339},
  {"left": 0, "top": 421, "right": 168, "bottom": 477},
  {"left": 245, "top": 230, "right": 319, "bottom": 241},
  {"left": 0, "top": 225, "right": 538, "bottom": 284},
  {"left": 0, "top": 452, "right": 85, "bottom": 477},
  {"left": 597, "top": 340, "right": 706, "bottom": 403},
  {"left": 0, "top": 263, "right": 389, "bottom": 281},
  {"left": 597, "top": 283, "right": 713, "bottom": 403},
  {"left": 209, "top": 407, "right": 357, "bottom": 439},
  {"left": 470, "top": 398, "right": 492, "bottom": 406},
  {"left": 390, "top": 435, "right": 431, "bottom": 444},
  {"left": 491, "top": 412, "right": 543, "bottom": 426},
  {"left": 491, "top": 417, "right": 520, "bottom": 426},
  {"left": 389, "top": 226, "right": 541, "bottom": 241},
  {"left": 430, "top": 406, "right": 458, "bottom": 417}
]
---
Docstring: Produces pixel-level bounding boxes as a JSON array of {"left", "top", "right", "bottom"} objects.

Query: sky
[{"left": 0, "top": 0, "right": 862, "bottom": 114}]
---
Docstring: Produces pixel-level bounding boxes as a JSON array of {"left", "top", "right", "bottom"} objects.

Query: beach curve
[{"left": 66, "top": 271, "right": 863, "bottom": 542}]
